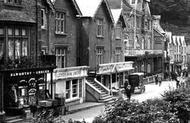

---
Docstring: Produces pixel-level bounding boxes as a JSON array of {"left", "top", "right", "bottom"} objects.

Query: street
[{"left": 61, "top": 80, "right": 176, "bottom": 122}]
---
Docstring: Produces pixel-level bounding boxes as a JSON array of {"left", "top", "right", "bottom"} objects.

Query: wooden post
[{"left": 50, "top": 71, "right": 53, "bottom": 99}]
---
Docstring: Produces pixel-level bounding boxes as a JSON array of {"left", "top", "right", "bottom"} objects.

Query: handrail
[
  {"left": 86, "top": 81, "right": 101, "bottom": 94},
  {"left": 94, "top": 78, "right": 110, "bottom": 94}
]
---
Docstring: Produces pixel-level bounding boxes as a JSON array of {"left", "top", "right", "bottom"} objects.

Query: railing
[
  {"left": 0, "top": 55, "right": 56, "bottom": 70},
  {"left": 94, "top": 78, "right": 110, "bottom": 94}
]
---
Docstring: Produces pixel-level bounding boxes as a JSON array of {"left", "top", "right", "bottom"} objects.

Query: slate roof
[{"left": 0, "top": 9, "right": 35, "bottom": 23}]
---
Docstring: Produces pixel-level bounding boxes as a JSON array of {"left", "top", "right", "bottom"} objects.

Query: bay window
[{"left": 7, "top": 27, "right": 28, "bottom": 60}]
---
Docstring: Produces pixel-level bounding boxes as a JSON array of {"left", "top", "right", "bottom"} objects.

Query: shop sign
[
  {"left": 98, "top": 64, "right": 115, "bottom": 74},
  {"left": 55, "top": 69, "right": 87, "bottom": 80},
  {"left": 116, "top": 62, "right": 133, "bottom": 72}
]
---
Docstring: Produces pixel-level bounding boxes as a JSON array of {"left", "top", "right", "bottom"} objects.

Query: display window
[{"left": 65, "top": 79, "right": 82, "bottom": 101}]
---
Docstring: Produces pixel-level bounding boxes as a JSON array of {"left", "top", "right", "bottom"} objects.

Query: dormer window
[{"left": 4, "top": 0, "right": 22, "bottom": 5}]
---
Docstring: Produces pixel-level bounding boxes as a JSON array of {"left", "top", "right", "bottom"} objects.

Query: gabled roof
[
  {"left": 153, "top": 28, "right": 164, "bottom": 37},
  {"left": 165, "top": 31, "right": 172, "bottom": 44},
  {"left": 75, "top": 0, "right": 114, "bottom": 23},
  {"left": 52, "top": 0, "right": 82, "bottom": 15},
  {"left": 0, "top": 9, "right": 35, "bottom": 23},
  {"left": 180, "top": 36, "right": 186, "bottom": 46},
  {"left": 176, "top": 36, "right": 181, "bottom": 46},
  {"left": 111, "top": 9, "right": 122, "bottom": 25},
  {"left": 45, "top": 0, "right": 55, "bottom": 11},
  {"left": 172, "top": 36, "right": 177, "bottom": 46}
]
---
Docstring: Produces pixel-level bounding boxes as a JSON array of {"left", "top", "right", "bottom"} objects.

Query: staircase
[
  {"left": 5, "top": 116, "right": 24, "bottom": 123},
  {"left": 86, "top": 77, "right": 115, "bottom": 104}
]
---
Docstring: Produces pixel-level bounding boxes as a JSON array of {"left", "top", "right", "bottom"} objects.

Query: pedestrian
[
  {"left": 125, "top": 85, "right": 132, "bottom": 101},
  {"left": 155, "top": 75, "right": 158, "bottom": 85},
  {"left": 158, "top": 75, "right": 162, "bottom": 86},
  {"left": 175, "top": 77, "right": 180, "bottom": 88}
]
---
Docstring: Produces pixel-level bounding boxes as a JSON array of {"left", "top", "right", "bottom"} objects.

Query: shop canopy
[{"left": 97, "top": 62, "right": 134, "bottom": 75}]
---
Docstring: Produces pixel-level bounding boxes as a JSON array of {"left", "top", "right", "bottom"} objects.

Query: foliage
[
  {"left": 150, "top": 0, "right": 189, "bottom": 25},
  {"left": 101, "top": 99, "right": 179, "bottom": 123},
  {"left": 162, "top": 87, "right": 190, "bottom": 121}
]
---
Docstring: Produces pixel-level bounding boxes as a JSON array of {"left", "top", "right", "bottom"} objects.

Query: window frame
[
  {"left": 115, "top": 22, "right": 122, "bottom": 39},
  {"left": 55, "top": 11, "right": 66, "bottom": 35},
  {"left": 65, "top": 79, "right": 79, "bottom": 101},
  {"left": 96, "top": 47, "right": 104, "bottom": 65},
  {"left": 4, "top": 0, "right": 22, "bottom": 5},
  {"left": 55, "top": 47, "right": 67, "bottom": 68},
  {"left": 41, "top": 9, "right": 47, "bottom": 29},
  {"left": 115, "top": 47, "right": 121, "bottom": 62},
  {"left": 96, "top": 18, "right": 104, "bottom": 37},
  {"left": 6, "top": 27, "right": 28, "bottom": 60}
]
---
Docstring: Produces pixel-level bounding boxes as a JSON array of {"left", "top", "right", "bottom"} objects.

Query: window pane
[
  {"left": 8, "top": 28, "right": 13, "bottom": 35},
  {"left": 8, "top": 39, "right": 14, "bottom": 59},
  {"left": 15, "top": 29, "right": 19, "bottom": 36},
  {"left": 15, "top": 39, "right": 21, "bottom": 59},
  {"left": 66, "top": 81, "right": 70, "bottom": 99},
  {"left": 0, "top": 28, "right": 4, "bottom": 35},
  {"left": 72, "top": 80, "right": 78, "bottom": 97},
  {"left": 22, "top": 29, "right": 26, "bottom": 36},
  {"left": 0, "top": 38, "right": 4, "bottom": 59},
  {"left": 22, "top": 40, "right": 27, "bottom": 56}
]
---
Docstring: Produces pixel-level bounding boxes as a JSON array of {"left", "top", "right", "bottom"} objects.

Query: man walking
[{"left": 125, "top": 85, "right": 132, "bottom": 101}]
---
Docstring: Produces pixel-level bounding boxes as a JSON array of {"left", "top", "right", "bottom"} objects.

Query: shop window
[
  {"left": 7, "top": 27, "right": 28, "bottom": 60},
  {"left": 66, "top": 79, "right": 79, "bottom": 100},
  {"left": 115, "top": 22, "right": 121, "bottom": 39},
  {"left": 55, "top": 47, "right": 67, "bottom": 68},
  {"left": 72, "top": 79, "right": 78, "bottom": 98},
  {"left": 97, "top": 18, "right": 104, "bottom": 37},
  {"left": 96, "top": 47, "right": 104, "bottom": 65},
  {"left": 41, "top": 9, "right": 47, "bottom": 29},
  {"left": 0, "top": 28, "right": 4, "bottom": 60},
  {"left": 66, "top": 80, "right": 71, "bottom": 99},
  {"left": 55, "top": 12, "right": 66, "bottom": 34}
]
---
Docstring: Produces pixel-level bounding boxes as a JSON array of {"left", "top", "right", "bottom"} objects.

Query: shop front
[
  {"left": 54, "top": 66, "right": 88, "bottom": 106},
  {"left": 97, "top": 62, "right": 134, "bottom": 90},
  {"left": 1, "top": 67, "right": 55, "bottom": 117}
]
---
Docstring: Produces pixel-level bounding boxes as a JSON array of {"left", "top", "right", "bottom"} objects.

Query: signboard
[
  {"left": 54, "top": 67, "right": 88, "bottom": 80},
  {"left": 98, "top": 62, "right": 134, "bottom": 74},
  {"left": 116, "top": 62, "right": 133, "bottom": 72},
  {"left": 98, "top": 64, "right": 115, "bottom": 74}
]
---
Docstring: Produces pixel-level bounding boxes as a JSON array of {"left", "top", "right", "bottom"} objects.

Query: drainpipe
[{"left": 36, "top": 0, "right": 38, "bottom": 65}]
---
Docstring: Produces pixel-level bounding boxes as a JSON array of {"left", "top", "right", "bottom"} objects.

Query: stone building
[{"left": 0, "top": 0, "right": 55, "bottom": 121}]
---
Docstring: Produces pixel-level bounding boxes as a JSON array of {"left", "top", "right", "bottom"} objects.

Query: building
[
  {"left": 152, "top": 15, "right": 166, "bottom": 78},
  {"left": 75, "top": 0, "right": 134, "bottom": 103},
  {"left": 0, "top": 0, "right": 55, "bottom": 121},
  {"left": 121, "top": 0, "right": 164, "bottom": 83},
  {"left": 41, "top": 0, "right": 88, "bottom": 106}
]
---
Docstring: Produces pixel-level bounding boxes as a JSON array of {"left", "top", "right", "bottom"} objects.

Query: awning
[{"left": 0, "top": 9, "right": 35, "bottom": 23}]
